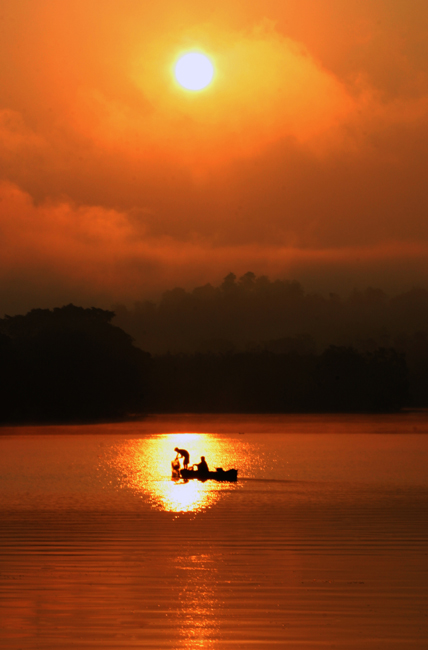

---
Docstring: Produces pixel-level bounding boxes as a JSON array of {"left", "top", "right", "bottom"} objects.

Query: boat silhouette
[
  {"left": 171, "top": 458, "right": 238, "bottom": 482},
  {"left": 180, "top": 466, "right": 238, "bottom": 482}
]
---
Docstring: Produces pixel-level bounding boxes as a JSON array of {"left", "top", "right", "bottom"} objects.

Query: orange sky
[{"left": 1, "top": 0, "right": 428, "bottom": 313}]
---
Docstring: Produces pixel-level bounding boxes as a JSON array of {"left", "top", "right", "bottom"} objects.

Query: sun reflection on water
[
  {"left": 113, "top": 433, "right": 244, "bottom": 513},
  {"left": 175, "top": 552, "right": 220, "bottom": 648}
]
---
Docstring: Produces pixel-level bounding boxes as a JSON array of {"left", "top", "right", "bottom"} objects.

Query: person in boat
[
  {"left": 174, "top": 447, "right": 190, "bottom": 469},
  {"left": 196, "top": 456, "right": 209, "bottom": 475},
  {"left": 171, "top": 456, "right": 181, "bottom": 478}
]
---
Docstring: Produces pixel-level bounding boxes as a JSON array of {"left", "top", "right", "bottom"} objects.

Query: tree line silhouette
[
  {"left": 113, "top": 272, "right": 428, "bottom": 357},
  {"left": 0, "top": 305, "right": 150, "bottom": 423},
  {"left": 0, "top": 293, "right": 415, "bottom": 423},
  {"left": 148, "top": 346, "right": 408, "bottom": 414},
  {"left": 113, "top": 272, "right": 428, "bottom": 409}
]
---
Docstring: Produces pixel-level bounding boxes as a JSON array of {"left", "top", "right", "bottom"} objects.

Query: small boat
[{"left": 180, "top": 467, "right": 238, "bottom": 482}]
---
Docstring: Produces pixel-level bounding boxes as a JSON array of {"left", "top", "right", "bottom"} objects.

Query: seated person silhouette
[
  {"left": 196, "top": 456, "right": 209, "bottom": 475},
  {"left": 174, "top": 447, "right": 190, "bottom": 469}
]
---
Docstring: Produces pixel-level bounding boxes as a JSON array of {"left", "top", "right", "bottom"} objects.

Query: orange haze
[{"left": 1, "top": 0, "right": 428, "bottom": 313}]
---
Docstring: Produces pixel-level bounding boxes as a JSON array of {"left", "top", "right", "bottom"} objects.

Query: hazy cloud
[{"left": 1, "top": 1, "right": 428, "bottom": 313}]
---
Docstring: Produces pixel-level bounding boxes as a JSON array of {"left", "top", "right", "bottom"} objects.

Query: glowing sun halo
[{"left": 174, "top": 52, "right": 214, "bottom": 91}]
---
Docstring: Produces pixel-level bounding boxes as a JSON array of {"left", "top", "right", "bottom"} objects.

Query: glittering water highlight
[{"left": 1, "top": 414, "right": 428, "bottom": 649}]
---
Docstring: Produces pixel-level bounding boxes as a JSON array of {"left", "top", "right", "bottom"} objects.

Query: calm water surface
[{"left": 1, "top": 414, "right": 428, "bottom": 649}]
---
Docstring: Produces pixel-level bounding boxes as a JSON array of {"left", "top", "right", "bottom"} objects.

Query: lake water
[{"left": 1, "top": 414, "right": 428, "bottom": 649}]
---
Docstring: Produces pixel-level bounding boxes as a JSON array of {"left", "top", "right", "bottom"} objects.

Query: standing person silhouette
[{"left": 174, "top": 447, "right": 190, "bottom": 469}]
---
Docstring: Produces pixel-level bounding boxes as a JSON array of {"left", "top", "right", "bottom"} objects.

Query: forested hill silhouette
[
  {"left": 113, "top": 272, "right": 428, "bottom": 356},
  {"left": 0, "top": 301, "right": 413, "bottom": 422},
  {"left": 112, "top": 272, "right": 428, "bottom": 408},
  {"left": 148, "top": 347, "right": 408, "bottom": 414},
  {"left": 1, "top": 279, "right": 426, "bottom": 422},
  {"left": 0, "top": 305, "right": 151, "bottom": 423}
]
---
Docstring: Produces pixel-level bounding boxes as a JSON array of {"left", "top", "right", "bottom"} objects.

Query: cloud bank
[{"left": 1, "top": 0, "right": 428, "bottom": 313}]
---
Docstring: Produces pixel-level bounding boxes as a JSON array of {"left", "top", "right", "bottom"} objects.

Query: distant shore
[{"left": 2, "top": 411, "right": 428, "bottom": 436}]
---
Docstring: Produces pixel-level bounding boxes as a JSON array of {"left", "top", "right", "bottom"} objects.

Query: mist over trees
[
  {"left": 113, "top": 271, "right": 428, "bottom": 355},
  {"left": 2, "top": 273, "right": 428, "bottom": 422},
  {"left": 113, "top": 272, "right": 428, "bottom": 409}
]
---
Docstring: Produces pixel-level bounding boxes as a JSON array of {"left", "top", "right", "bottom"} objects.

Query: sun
[{"left": 174, "top": 52, "right": 215, "bottom": 91}]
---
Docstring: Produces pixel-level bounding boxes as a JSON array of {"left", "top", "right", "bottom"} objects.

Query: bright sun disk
[{"left": 174, "top": 52, "right": 214, "bottom": 91}]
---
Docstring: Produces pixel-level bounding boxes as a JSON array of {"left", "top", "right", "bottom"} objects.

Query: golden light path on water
[
  {"left": 112, "top": 433, "right": 247, "bottom": 513},
  {"left": 108, "top": 433, "right": 248, "bottom": 645}
]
